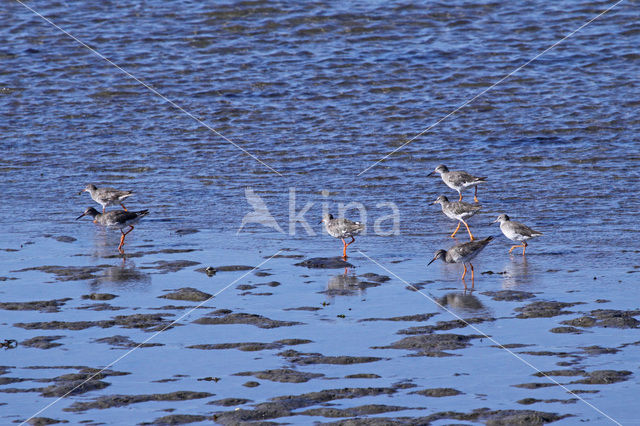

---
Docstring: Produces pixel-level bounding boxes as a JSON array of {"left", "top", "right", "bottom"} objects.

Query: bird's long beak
[
  {"left": 432, "top": 199, "right": 439, "bottom": 204},
  {"left": 319, "top": 219, "right": 324, "bottom": 224},
  {"left": 76, "top": 212, "right": 87, "bottom": 220},
  {"left": 490, "top": 218, "right": 499, "bottom": 225},
  {"left": 427, "top": 256, "right": 437, "bottom": 266},
  {"left": 427, "top": 171, "right": 435, "bottom": 177}
]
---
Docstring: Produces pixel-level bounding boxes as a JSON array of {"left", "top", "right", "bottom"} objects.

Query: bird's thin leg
[
  {"left": 120, "top": 203, "right": 128, "bottom": 211},
  {"left": 470, "top": 263, "right": 475, "bottom": 282},
  {"left": 508, "top": 244, "right": 525, "bottom": 254},
  {"left": 345, "top": 236, "right": 356, "bottom": 247},
  {"left": 123, "top": 225, "right": 134, "bottom": 236},
  {"left": 522, "top": 241, "right": 528, "bottom": 256},
  {"left": 461, "top": 263, "right": 467, "bottom": 280},
  {"left": 118, "top": 230, "right": 126, "bottom": 253},
  {"left": 462, "top": 220, "right": 474, "bottom": 241},
  {"left": 341, "top": 238, "right": 348, "bottom": 259},
  {"left": 474, "top": 186, "right": 479, "bottom": 203},
  {"left": 450, "top": 222, "right": 461, "bottom": 238},
  {"left": 102, "top": 206, "right": 106, "bottom": 214},
  {"left": 458, "top": 191, "right": 463, "bottom": 201}
]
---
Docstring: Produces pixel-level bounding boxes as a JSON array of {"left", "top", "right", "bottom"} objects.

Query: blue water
[{"left": 1, "top": 0, "right": 640, "bottom": 424}]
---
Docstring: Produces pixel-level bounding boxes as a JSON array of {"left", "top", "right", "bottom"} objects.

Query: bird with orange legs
[
  {"left": 492, "top": 214, "right": 542, "bottom": 255},
  {"left": 76, "top": 207, "right": 149, "bottom": 254},
  {"left": 80, "top": 184, "right": 133, "bottom": 213},
  {"left": 321, "top": 213, "right": 364, "bottom": 260},
  {"left": 433, "top": 195, "right": 481, "bottom": 241},
  {"left": 428, "top": 236, "right": 493, "bottom": 288},
  {"left": 428, "top": 164, "right": 487, "bottom": 203}
]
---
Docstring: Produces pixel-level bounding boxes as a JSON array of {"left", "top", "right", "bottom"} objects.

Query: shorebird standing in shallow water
[
  {"left": 80, "top": 184, "right": 133, "bottom": 213},
  {"left": 321, "top": 213, "right": 364, "bottom": 260},
  {"left": 428, "top": 236, "right": 493, "bottom": 287},
  {"left": 492, "top": 214, "right": 542, "bottom": 256},
  {"left": 433, "top": 195, "right": 481, "bottom": 241},
  {"left": 76, "top": 207, "right": 149, "bottom": 254},
  {"left": 428, "top": 164, "right": 487, "bottom": 203}
]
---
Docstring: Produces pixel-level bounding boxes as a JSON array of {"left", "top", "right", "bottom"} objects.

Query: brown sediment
[
  {"left": 344, "top": 374, "right": 381, "bottom": 379},
  {"left": 12, "top": 265, "right": 108, "bottom": 281},
  {"left": 215, "top": 265, "right": 255, "bottom": 271},
  {"left": 193, "top": 310, "right": 302, "bottom": 329},
  {"left": 2, "top": 368, "right": 129, "bottom": 398},
  {"left": 81, "top": 293, "right": 117, "bottom": 300},
  {"left": 77, "top": 303, "right": 124, "bottom": 311},
  {"left": 159, "top": 287, "right": 212, "bottom": 302},
  {"left": 513, "top": 383, "right": 559, "bottom": 389},
  {"left": 94, "top": 335, "right": 164, "bottom": 349},
  {"left": 0, "top": 298, "right": 71, "bottom": 313},
  {"left": 299, "top": 404, "right": 413, "bottom": 417},
  {"left": 295, "top": 257, "right": 353, "bottom": 269},
  {"left": 141, "top": 260, "right": 201, "bottom": 273},
  {"left": 270, "top": 254, "right": 305, "bottom": 259},
  {"left": 234, "top": 368, "right": 323, "bottom": 383},
  {"left": 549, "top": 326, "right": 583, "bottom": 334},
  {"left": 213, "top": 394, "right": 568, "bottom": 425},
  {"left": 570, "top": 370, "right": 632, "bottom": 384},
  {"left": 480, "top": 290, "right": 536, "bottom": 301},
  {"left": 242, "top": 381, "right": 260, "bottom": 387},
  {"left": 358, "top": 273, "right": 391, "bottom": 283},
  {"left": 397, "top": 317, "right": 492, "bottom": 335},
  {"left": 64, "top": 391, "right": 213, "bottom": 412},
  {"left": 411, "top": 388, "right": 463, "bottom": 397},
  {"left": 15, "top": 313, "right": 175, "bottom": 332},
  {"left": 212, "top": 387, "right": 400, "bottom": 424},
  {"left": 21, "top": 336, "right": 65, "bottom": 349},
  {"left": 207, "top": 398, "right": 252, "bottom": 406},
  {"left": 517, "top": 398, "right": 578, "bottom": 405},
  {"left": 533, "top": 369, "right": 586, "bottom": 377},
  {"left": 188, "top": 339, "right": 311, "bottom": 352},
  {"left": 515, "top": 301, "right": 580, "bottom": 318},
  {"left": 236, "top": 284, "right": 256, "bottom": 290},
  {"left": 24, "top": 417, "right": 68, "bottom": 425},
  {"left": 373, "top": 333, "right": 481, "bottom": 357},
  {"left": 359, "top": 313, "right": 438, "bottom": 322},
  {"left": 142, "top": 414, "right": 209, "bottom": 425},
  {"left": 561, "top": 309, "right": 640, "bottom": 329},
  {"left": 519, "top": 350, "right": 576, "bottom": 358},
  {"left": 278, "top": 349, "right": 382, "bottom": 365},
  {"left": 283, "top": 306, "right": 322, "bottom": 311},
  {"left": 580, "top": 345, "right": 619, "bottom": 355}
]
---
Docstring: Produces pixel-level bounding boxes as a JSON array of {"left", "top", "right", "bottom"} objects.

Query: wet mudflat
[
  {"left": 1, "top": 229, "right": 639, "bottom": 425},
  {"left": 2, "top": 0, "right": 640, "bottom": 424}
]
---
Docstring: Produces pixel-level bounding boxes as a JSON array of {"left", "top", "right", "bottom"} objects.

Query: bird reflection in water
[
  {"left": 500, "top": 256, "right": 532, "bottom": 289},
  {"left": 325, "top": 268, "right": 375, "bottom": 297},
  {"left": 438, "top": 292, "right": 486, "bottom": 314},
  {"left": 89, "top": 259, "right": 151, "bottom": 291}
]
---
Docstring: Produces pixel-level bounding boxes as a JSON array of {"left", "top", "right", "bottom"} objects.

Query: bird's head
[
  {"left": 76, "top": 207, "right": 100, "bottom": 220},
  {"left": 433, "top": 195, "right": 448, "bottom": 205},
  {"left": 427, "top": 249, "right": 447, "bottom": 266}
]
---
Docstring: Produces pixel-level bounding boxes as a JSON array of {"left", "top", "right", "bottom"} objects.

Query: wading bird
[
  {"left": 321, "top": 213, "right": 364, "bottom": 260},
  {"left": 77, "top": 207, "right": 149, "bottom": 254},
  {"left": 428, "top": 164, "right": 487, "bottom": 203}
]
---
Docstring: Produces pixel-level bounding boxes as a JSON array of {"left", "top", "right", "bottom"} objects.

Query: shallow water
[{"left": 1, "top": 0, "right": 640, "bottom": 424}]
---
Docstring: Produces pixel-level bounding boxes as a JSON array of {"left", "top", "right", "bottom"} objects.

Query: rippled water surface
[{"left": 1, "top": 0, "right": 640, "bottom": 424}]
